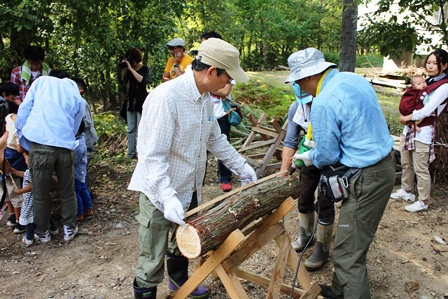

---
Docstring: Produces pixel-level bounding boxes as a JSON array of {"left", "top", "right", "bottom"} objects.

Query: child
[
  {"left": 74, "top": 120, "right": 93, "bottom": 221},
  {"left": 399, "top": 75, "right": 433, "bottom": 132},
  {"left": 410, "top": 75, "right": 427, "bottom": 90},
  {"left": 3, "top": 112, "right": 27, "bottom": 234},
  {"left": 12, "top": 151, "right": 58, "bottom": 245},
  {"left": 408, "top": 75, "right": 427, "bottom": 130},
  {"left": 72, "top": 78, "right": 98, "bottom": 197},
  {"left": 0, "top": 81, "right": 20, "bottom": 114}
]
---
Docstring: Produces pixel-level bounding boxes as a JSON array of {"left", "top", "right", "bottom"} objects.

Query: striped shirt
[{"left": 128, "top": 71, "right": 246, "bottom": 212}]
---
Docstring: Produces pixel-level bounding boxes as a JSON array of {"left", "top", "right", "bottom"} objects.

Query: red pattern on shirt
[{"left": 10, "top": 66, "right": 41, "bottom": 102}]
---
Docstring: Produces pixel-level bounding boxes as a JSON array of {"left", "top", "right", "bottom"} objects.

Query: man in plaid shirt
[{"left": 129, "top": 38, "right": 257, "bottom": 299}]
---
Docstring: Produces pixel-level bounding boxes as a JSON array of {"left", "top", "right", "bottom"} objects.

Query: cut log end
[{"left": 176, "top": 224, "right": 202, "bottom": 259}]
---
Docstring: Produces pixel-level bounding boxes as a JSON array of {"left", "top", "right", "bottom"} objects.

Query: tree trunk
[
  {"left": 176, "top": 174, "right": 300, "bottom": 258},
  {"left": 430, "top": 112, "right": 448, "bottom": 184},
  {"left": 339, "top": 0, "right": 358, "bottom": 72}
]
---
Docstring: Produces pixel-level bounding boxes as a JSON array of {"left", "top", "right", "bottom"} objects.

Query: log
[{"left": 176, "top": 173, "right": 300, "bottom": 258}]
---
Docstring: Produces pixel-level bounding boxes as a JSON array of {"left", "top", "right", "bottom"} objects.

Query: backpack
[{"left": 399, "top": 78, "right": 448, "bottom": 116}]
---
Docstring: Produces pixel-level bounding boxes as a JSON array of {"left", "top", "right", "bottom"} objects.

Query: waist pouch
[{"left": 318, "top": 164, "right": 361, "bottom": 202}]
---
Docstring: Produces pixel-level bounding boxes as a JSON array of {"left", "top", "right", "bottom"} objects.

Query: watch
[{"left": 174, "top": 64, "right": 179, "bottom": 68}]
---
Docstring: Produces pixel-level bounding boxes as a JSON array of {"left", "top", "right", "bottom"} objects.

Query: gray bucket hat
[
  {"left": 285, "top": 48, "right": 336, "bottom": 83},
  {"left": 166, "top": 38, "right": 185, "bottom": 47}
]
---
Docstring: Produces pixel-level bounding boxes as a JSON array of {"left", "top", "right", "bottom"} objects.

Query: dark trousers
[
  {"left": 217, "top": 117, "right": 232, "bottom": 183},
  {"left": 331, "top": 155, "right": 395, "bottom": 299},
  {"left": 298, "top": 164, "right": 335, "bottom": 224},
  {"left": 29, "top": 143, "right": 76, "bottom": 234}
]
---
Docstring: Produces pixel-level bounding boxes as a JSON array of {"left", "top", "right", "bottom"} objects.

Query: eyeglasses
[{"left": 224, "top": 71, "right": 233, "bottom": 83}]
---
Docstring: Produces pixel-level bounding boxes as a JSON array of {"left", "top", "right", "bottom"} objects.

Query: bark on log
[
  {"left": 176, "top": 174, "right": 300, "bottom": 258},
  {"left": 430, "top": 112, "right": 448, "bottom": 184}
]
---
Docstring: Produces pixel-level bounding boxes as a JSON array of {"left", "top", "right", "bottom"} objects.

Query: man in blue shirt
[
  {"left": 15, "top": 70, "right": 85, "bottom": 243},
  {"left": 286, "top": 48, "right": 395, "bottom": 299}
]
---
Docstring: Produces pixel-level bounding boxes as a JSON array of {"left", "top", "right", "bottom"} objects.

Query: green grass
[
  {"left": 232, "top": 69, "right": 402, "bottom": 135},
  {"left": 93, "top": 67, "right": 402, "bottom": 160}
]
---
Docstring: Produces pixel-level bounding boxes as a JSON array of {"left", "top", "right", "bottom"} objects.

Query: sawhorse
[
  {"left": 172, "top": 197, "right": 322, "bottom": 299},
  {"left": 238, "top": 112, "right": 288, "bottom": 179}
]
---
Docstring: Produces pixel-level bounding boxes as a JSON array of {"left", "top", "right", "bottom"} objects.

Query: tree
[
  {"left": 0, "top": 0, "right": 184, "bottom": 110},
  {"left": 1, "top": 0, "right": 345, "bottom": 108},
  {"left": 339, "top": 0, "right": 357, "bottom": 72},
  {"left": 358, "top": 0, "right": 447, "bottom": 58}
]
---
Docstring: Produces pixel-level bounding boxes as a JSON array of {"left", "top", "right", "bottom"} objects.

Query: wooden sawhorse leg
[{"left": 172, "top": 198, "right": 321, "bottom": 299}]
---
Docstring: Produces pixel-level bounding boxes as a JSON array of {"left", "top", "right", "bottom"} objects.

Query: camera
[{"left": 118, "top": 57, "right": 134, "bottom": 68}]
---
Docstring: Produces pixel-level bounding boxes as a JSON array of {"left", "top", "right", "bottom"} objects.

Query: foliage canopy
[
  {"left": 358, "top": 0, "right": 448, "bottom": 58},
  {"left": 0, "top": 0, "right": 343, "bottom": 109}
]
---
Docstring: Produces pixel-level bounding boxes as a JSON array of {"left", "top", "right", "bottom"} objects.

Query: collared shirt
[
  {"left": 309, "top": 69, "right": 393, "bottom": 169},
  {"left": 10, "top": 66, "right": 40, "bottom": 102},
  {"left": 212, "top": 80, "right": 237, "bottom": 119},
  {"left": 15, "top": 76, "right": 85, "bottom": 150},
  {"left": 128, "top": 71, "right": 246, "bottom": 212},
  {"left": 74, "top": 134, "right": 87, "bottom": 183}
]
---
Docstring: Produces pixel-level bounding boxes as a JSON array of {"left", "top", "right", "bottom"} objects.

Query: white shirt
[
  {"left": 403, "top": 83, "right": 448, "bottom": 144},
  {"left": 212, "top": 80, "right": 236, "bottom": 119},
  {"left": 128, "top": 71, "right": 246, "bottom": 212},
  {"left": 292, "top": 103, "right": 310, "bottom": 132}
]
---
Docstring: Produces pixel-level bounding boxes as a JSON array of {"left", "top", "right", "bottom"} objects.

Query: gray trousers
[
  {"left": 331, "top": 155, "right": 395, "bottom": 299},
  {"left": 29, "top": 142, "right": 76, "bottom": 234},
  {"left": 135, "top": 192, "right": 197, "bottom": 288}
]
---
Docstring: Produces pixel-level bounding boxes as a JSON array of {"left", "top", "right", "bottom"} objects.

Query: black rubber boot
[
  {"left": 166, "top": 252, "right": 210, "bottom": 298},
  {"left": 166, "top": 251, "right": 189, "bottom": 285},
  {"left": 291, "top": 212, "right": 314, "bottom": 251},
  {"left": 133, "top": 278, "right": 156, "bottom": 299},
  {"left": 304, "top": 222, "right": 333, "bottom": 271},
  {"left": 319, "top": 284, "right": 340, "bottom": 299}
]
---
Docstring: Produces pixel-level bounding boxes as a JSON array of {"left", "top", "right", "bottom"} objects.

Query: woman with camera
[{"left": 120, "top": 48, "right": 149, "bottom": 159}]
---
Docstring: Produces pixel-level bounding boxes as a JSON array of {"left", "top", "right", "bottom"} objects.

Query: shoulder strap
[
  {"left": 427, "top": 78, "right": 448, "bottom": 113},
  {"left": 424, "top": 78, "right": 448, "bottom": 94}
]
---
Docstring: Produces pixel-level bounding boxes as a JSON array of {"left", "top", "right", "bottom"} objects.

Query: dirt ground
[{"left": 0, "top": 154, "right": 447, "bottom": 299}]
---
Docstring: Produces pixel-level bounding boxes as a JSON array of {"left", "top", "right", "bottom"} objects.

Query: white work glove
[
  {"left": 294, "top": 151, "right": 313, "bottom": 167},
  {"left": 303, "top": 137, "right": 315, "bottom": 149},
  {"left": 239, "top": 162, "right": 258, "bottom": 186},
  {"left": 164, "top": 197, "right": 186, "bottom": 226}
]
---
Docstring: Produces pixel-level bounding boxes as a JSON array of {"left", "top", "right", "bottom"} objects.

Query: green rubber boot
[
  {"left": 291, "top": 212, "right": 314, "bottom": 252},
  {"left": 304, "top": 222, "right": 333, "bottom": 271}
]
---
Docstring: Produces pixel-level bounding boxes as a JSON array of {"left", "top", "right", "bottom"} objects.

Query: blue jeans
[
  {"left": 217, "top": 117, "right": 232, "bottom": 183},
  {"left": 86, "top": 154, "right": 92, "bottom": 194},
  {"left": 75, "top": 179, "right": 92, "bottom": 215},
  {"left": 127, "top": 109, "right": 142, "bottom": 158}
]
